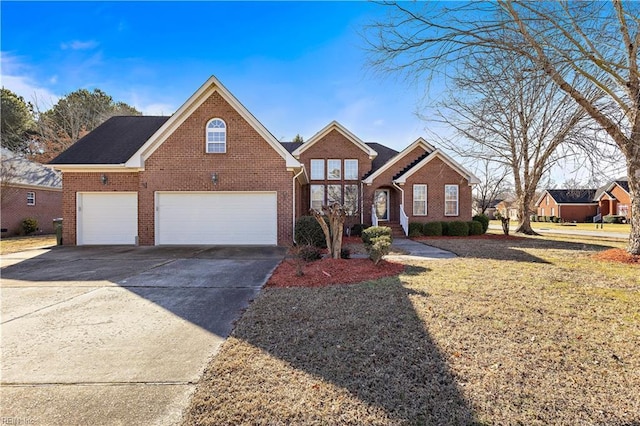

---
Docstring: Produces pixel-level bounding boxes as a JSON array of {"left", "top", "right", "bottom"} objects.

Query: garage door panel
[
  {"left": 78, "top": 193, "right": 138, "bottom": 245},
  {"left": 156, "top": 192, "right": 277, "bottom": 245}
]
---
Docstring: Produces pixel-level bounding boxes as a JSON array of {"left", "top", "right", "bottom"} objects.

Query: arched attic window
[{"left": 206, "top": 118, "right": 226, "bottom": 153}]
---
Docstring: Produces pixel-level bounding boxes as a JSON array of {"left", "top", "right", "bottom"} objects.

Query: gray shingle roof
[
  {"left": 49, "top": 116, "right": 170, "bottom": 165},
  {"left": 1, "top": 148, "right": 61, "bottom": 189},
  {"left": 547, "top": 189, "right": 597, "bottom": 204}
]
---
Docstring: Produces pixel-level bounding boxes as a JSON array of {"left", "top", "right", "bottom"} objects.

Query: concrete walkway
[
  {"left": 387, "top": 238, "right": 456, "bottom": 261},
  {"left": 488, "top": 224, "right": 629, "bottom": 240}
]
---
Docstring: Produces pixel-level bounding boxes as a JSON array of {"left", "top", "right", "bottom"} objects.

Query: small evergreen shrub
[
  {"left": 408, "top": 222, "right": 424, "bottom": 237},
  {"left": 447, "top": 221, "right": 469, "bottom": 236},
  {"left": 362, "top": 226, "right": 393, "bottom": 245},
  {"left": 297, "top": 244, "right": 322, "bottom": 262},
  {"left": 553, "top": 216, "right": 561, "bottom": 223},
  {"left": 350, "top": 223, "right": 367, "bottom": 237},
  {"left": 21, "top": 218, "right": 38, "bottom": 235},
  {"left": 549, "top": 216, "right": 556, "bottom": 223},
  {"left": 440, "top": 221, "right": 450, "bottom": 236},
  {"left": 603, "top": 215, "right": 624, "bottom": 224},
  {"left": 530, "top": 214, "right": 538, "bottom": 222},
  {"left": 468, "top": 220, "right": 483, "bottom": 235},
  {"left": 295, "top": 216, "right": 327, "bottom": 248},
  {"left": 366, "top": 235, "right": 392, "bottom": 265},
  {"left": 472, "top": 214, "right": 489, "bottom": 234},
  {"left": 422, "top": 221, "right": 443, "bottom": 237}
]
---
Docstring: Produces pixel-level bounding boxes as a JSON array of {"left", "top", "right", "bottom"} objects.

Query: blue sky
[{"left": 1, "top": 1, "right": 431, "bottom": 151}]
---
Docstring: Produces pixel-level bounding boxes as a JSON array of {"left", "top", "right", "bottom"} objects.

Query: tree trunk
[
  {"left": 626, "top": 158, "right": 640, "bottom": 255},
  {"left": 311, "top": 203, "right": 346, "bottom": 259},
  {"left": 514, "top": 193, "right": 539, "bottom": 235}
]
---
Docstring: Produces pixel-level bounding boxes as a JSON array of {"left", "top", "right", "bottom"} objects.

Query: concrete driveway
[{"left": 0, "top": 245, "right": 284, "bottom": 425}]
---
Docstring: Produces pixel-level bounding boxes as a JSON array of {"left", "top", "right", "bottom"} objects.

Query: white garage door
[
  {"left": 155, "top": 192, "right": 278, "bottom": 245},
  {"left": 77, "top": 192, "right": 138, "bottom": 245}
]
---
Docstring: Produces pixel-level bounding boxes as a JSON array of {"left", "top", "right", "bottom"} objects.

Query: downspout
[
  {"left": 392, "top": 181, "right": 407, "bottom": 236},
  {"left": 292, "top": 167, "right": 305, "bottom": 244},
  {"left": 360, "top": 181, "right": 364, "bottom": 224}
]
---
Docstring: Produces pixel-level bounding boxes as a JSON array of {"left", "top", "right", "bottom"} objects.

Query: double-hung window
[
  {"left": 206, "top": 118, "right": 226, "bottom": 153},
  {"left": 327, "top": 159, "right": 341, "bottom": 180},
  {"left": 26, "top": 192, "right": 35, "bottom": 206},
  {"left": 310, "top": 159, "right": 324, "bottom": 180},
  {"left": 327, "top": 184, "right": 342, "bottom": 205},
  {"left": 344, "top": 184, "right": 358, "bottom": 216},
  {"left": 344, "top": 160, "right": 358, "bottom": 180},
  {"left": 413, "top": 185, "right": 427, "bottom": 216},
  {"left": 444, "top": 185, "right": 459, "bottom": 216},
  {"left": 311, "top": 185, "right": 324, "bottom": 211}
]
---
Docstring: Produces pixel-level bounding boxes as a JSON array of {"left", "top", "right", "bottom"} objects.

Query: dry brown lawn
[
  {"left": 0, "top": 234, "right": 57, "bottom": 254},
  {"left": 184, "top": 235, "right": 640, "bottom": 425}
]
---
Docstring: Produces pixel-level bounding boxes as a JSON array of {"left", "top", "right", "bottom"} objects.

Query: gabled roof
[
  {"left": 291, "top": 121, "right": 378, "bottom": 159},
  {"left": 393, "top": 149, "right": 481, "bottom": 185},
  {"left": 365, "top": 143, "right": 399, "bottom": 177},
  {"left": 1, "top": 148, "right": 61, "bottom": 189},
  {"left": 126, "top": 75, "right": 300, "bottom": 169},
  {"left": 49, "top": 116, "right": 169, "bottom": 165},
  {"left": 537, "top": 189, "right": 597, "bottom": 206},
  {"left": 362, "top": 137, "right": 434, "bottom": 184}
]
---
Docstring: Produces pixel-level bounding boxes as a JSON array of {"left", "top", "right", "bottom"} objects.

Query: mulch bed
[
  {"left": 594, "top": 248, "right": 640, "bottom": 264},
  {"left": 266, "top": 258, "right": 405, "bottom": 288}
]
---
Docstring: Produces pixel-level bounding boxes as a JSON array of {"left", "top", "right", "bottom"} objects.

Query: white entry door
[
  {"left": 155, "top": 192, "right": 277, "bottom": 245},
  {"left": 77, "top": 192, "right": 138, "bottom": 245}
]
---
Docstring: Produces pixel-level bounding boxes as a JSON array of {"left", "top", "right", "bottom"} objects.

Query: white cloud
[
  {"left": 60, "top": 40, "right": 99, "bottom": 51},
  {"left": 138, "top": 102, "right": 175, "bottom": 116},
  {"left": 1, "top": 52, "right": 59, "bottom": 108}
]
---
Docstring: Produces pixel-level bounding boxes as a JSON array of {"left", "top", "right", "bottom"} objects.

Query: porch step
[{"left": 382, "top": 221, "right": 407, "bottom": 238}]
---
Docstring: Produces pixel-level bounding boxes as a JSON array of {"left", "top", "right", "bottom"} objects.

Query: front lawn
[
  {"left": 490, "top": 219, "right": 631, "bottom": 235},
  {"left": 184, "top": 235, "right": 640, "bottom": 425},
  {"left": 0, "top": 234, "right": 57, "bottom": 254}
]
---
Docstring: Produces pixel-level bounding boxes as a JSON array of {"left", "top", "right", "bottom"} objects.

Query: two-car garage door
[
  {"left": 155, "top": 192, "right": 278, "bottom": 245},
  {"left": 77, "top": 192, "right": 277, "bottom": 245}
]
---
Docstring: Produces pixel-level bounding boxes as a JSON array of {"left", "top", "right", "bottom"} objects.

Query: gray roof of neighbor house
[
  {"left": 546, "top": 189, "right": 597, "bottom": 204},
  {"left": 1, "top": 148, "right": 62, "bottom": 189},
  {"left": 49, "top": 116, "right": 170, "bottom": 165},
  {"left": 593, "top": 177, "right": 629, "bottom": 201}
]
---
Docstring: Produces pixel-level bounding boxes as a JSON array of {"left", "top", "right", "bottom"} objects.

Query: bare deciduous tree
[
  {"left": 472, "top": 159, "right": 511, "bottom": 216},
  {"left": 311, "top": 203, "right": 346, "bottom": 259},
  {"left": 366, "top": 0, "right": 640, "bottom": 253}
]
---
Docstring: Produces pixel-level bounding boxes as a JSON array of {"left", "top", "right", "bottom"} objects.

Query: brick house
[
  {"left": 536, "top": 189, "right": 598, "bottom": 222},
  {"left": 594, "top": 179, "right": 631, "bottom": 219},
  {"left": 50, "top": 76, "right": 478, "bottom": 246},
  {"left": 1, "top": 148, "right": 62, "bottom": 236}
]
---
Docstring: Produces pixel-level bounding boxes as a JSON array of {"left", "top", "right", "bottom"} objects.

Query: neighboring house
[
  {"left": 473, "top": 198, "right": 502, "bottom": 219},
  {"left": 536, "top": 189, "right": 598, "bottom": 222},
  {"left": 494, "top": 198, "right": 520, "bottom": 221},
  {"left": 1, "top": 148, "right": 62, "bottom": 235},
  {"left": 49, "top": 76, "right": 479, "bottom": 246},
  {"left": 594, "top": 178, "right": 631, "bottom": 219}
]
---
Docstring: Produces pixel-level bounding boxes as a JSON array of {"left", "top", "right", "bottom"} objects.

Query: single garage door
[
  {"left": 77, "top": 192, "right": 138, "bottom": 245},
  {"left": 155, "top": 192, "right": 278, "bottom": 245}
]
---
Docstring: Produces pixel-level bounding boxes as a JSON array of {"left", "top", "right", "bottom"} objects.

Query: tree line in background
[
  {"left": 1, "top": 87, "right": 140, "bottom": 163},
  {"left": 366, "top": 0, "right": 640, "bottom": 254}
]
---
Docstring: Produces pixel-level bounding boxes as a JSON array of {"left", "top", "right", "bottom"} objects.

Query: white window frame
[
  {"left": 206, "top": 118, "right": 227, "bottom": 153},
  {"left": 327, "top": 159, "right": 341, "bottom": 180},
  {"left": 618, "top": 204, "right": 629, "bottom": 216},
  {"left": 26, "top": 191, "right": 36, "bottom": 206},
  {"left": 344, "top": 159, "right": 358, "bottom": 180},
  {"left": 327, "top": 184, "right": 342, "bottom": 205},
  {"left": 546, "top": 196, "right": 549, "bottom": 206},
  {"left": 413, "top": 184, "right": 427, "bottom": 216},
  {"left": 444, "top": 184, "right": 459, "bottom": 216},
  {"left": 551, "top": 207, "right": 555, "bottom": 216},
  {"left": 344, "top": 184, "right": 358, "bottom": 216},
  {"left": 311, "top": 185, "right": 324, "bottom": 211},
  {"left": 310, "top": 159, "right": 324, "bottom": 180}
]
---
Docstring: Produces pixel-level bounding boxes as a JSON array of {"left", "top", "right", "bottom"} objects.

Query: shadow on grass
[
  {"left": 199, "top": 276, "right": 480, "bottom": 424},
  {"left": 415, "top": 235, "right": 616, "bottom": 263}
]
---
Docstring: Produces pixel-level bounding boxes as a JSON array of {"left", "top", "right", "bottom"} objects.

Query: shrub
[
  {"left": 362, "top": 226, "right": 393, "bottom": 245},
  {"left": 530, "top": 214, "right": 538, "bottom": 222},
  {"left": 468, "top": 220, "right": 483, "bottom": 235},
  {"left": 408, "top": 222, "right": 424, "bottom": 237},
  {"left": 366, "top": 235, "right": 392, "bottom": 265},
  {"left": 472, "top": 214, "right": 489, "bottom": 233},
  {"left": 295, "top": 216, "right": 327, "bottom": 248},
  {"left": 448, "top": 221, "right": 469, "bottom": 236},
  {"left": 440, "top": 221, "right": 450, "bottom": 236},
  {"left": 422, "top": 221, "right": 443, "bottom": 236},
  {"left": 296, "top": 244, "right": 322, "bottom": 262},
  {"left": 350, "top": 223, "right": 368, "bottom": 237},
  {"left": 603, "top": 215, "right": 624, "bottom": 224},
  {"left": 549, "top": 216, "right": 556, "bottom": 223},
  {"left": 21, "top": 218, "right": 38, "bottom": 235},
  {"left": 553, "top": 216, "right": 561, "bottom": 223}
]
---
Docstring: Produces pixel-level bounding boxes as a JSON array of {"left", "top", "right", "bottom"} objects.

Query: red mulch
[
  {"left": 413, "top": 234, "right": 523, "bottom": 241},
  {"left": 594, "top": 248, "right": 640, "bottom": 265},
  {"left": 266, "top": 258, "right": 405, "bottom": 288}
]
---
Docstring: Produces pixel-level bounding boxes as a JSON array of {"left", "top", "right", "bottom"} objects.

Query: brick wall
[
  {"left": 1, "top": 186, "right": 62, "bottom": 236},
  {"left": 537, "top": 193, "right": 558, "bottom": 217}
]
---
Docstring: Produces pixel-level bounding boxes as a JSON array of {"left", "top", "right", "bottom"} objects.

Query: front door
[{"left": 374, "top": 189, "right": 389, "bottom": 221}]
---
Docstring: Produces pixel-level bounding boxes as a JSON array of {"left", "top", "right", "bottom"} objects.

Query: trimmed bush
[
  {"left": 472, "top": 214, "right": 489, "bottom": 234},
  {"left": 408, "top": 222, "right": 424, "bottom": 237},
  {"left": 468, "top": 220, "right": 483, "bottom": 235},
  {"left": 447, "top": 221, "right": 469, "bottom": 236},
  {"left": 295, "top": 216, "right": 327, "bottom": 248},
  {"left": 362, "top": 226, "right": 393, "bottom": 245},
  {"left": 350, "top": 223, "right": 367, "bottom": 237},
  {"left": 422, "top": 221, "right": 443, "bottom": 236},
  {"left": 440, "top": 221, "right": 450, "bottom": 236},
  {"left": 366, "top": 235, "right": 392, "bottom": 265},
  {"left": 297, "top": 244, "right": 322, "bottom": 262},
  {"left": 603, "top": 215, "right": 625, "bottom": 224},
  {"left": 21, "top": 218, "right": 38, "bottom": 235}
]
